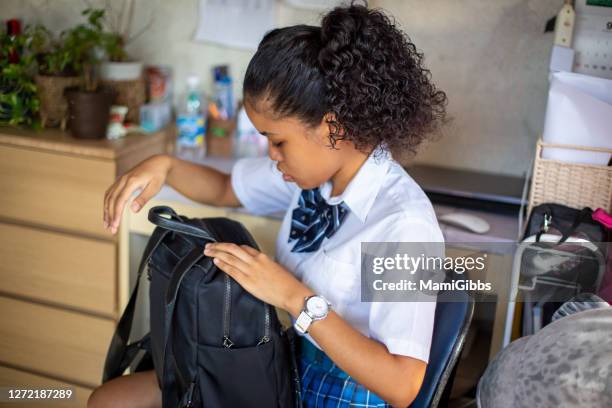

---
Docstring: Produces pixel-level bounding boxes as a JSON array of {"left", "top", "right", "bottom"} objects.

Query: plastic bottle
[
  {"left": 213, "top": 66, "right": 234, "bottom": 119},
  {"left": 176, "top": 75, "right": 207, "bottom": 160}
]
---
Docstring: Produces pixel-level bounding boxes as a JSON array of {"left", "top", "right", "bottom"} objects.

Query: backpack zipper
[
  {"left": 223, "top": 272, "right": 271, "bottom": 347},
  {"left": 211, "top": 218, "right": 271, "bottom": 348},
  {"left": 222, "top": 273, "right": 234, "bottom": 348},
  {"left": 257, "top": 304, "right": 271, "bottom": 346},
  {"left": 201, "top": 219, "right": 234, "bottom": 349},
  {"left": 236, "top": 225, "right": 271, "bottom": 346},
  {"left": 181, "top": 381, "right": 196, "bottom": 408},
  {"left": 543, "top": 212, "right": 552, "bottom": 233}
]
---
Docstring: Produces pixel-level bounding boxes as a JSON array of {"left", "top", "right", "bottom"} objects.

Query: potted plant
[
  {"left": 0, "top": 26, "right": 40, "bottom": 128},
  {"left": 95, "top": 0, "right": 152, "bottom": 124},
  {"left": 98, "top": 0, "right": 152, "bottom": 81},
  {"left": 63, "top": 8, "right": 118, "bottom": 139},
  {"left": 30, "top": 25, "right": 82, "bottom": 129}
]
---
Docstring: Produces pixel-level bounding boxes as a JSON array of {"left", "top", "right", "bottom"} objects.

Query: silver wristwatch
[{"left": 294, "top": 295, "right": 332, "bottom": 334}]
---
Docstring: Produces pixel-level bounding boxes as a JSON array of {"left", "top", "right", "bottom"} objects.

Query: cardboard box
[{"left": 206, "top": 117, "right": 236, "bottom": 157}]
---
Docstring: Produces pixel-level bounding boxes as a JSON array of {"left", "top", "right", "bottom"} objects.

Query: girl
[{"left": 92, "top": 2, "right": 447, "bottom": 407}]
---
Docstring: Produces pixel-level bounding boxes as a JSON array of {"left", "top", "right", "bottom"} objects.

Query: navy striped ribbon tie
[{"left": 288, "top": 187, "right": 349, "bottom": 253}]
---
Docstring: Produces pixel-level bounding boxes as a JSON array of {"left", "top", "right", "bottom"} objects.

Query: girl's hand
[
  {"left": 103, "top": 154, "right": 172, "bottom": 235},
  {"left": 203, "top": 242, "right": 312, "bottom": 310}
]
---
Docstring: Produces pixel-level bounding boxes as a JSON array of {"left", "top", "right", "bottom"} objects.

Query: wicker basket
[
  {"left": 35, "top": 74, "right": 83, "bottom": 129},
  {"left": 527, "top": 139, "right": 612, "bottom": 215},
  {"left": 100, "top": 76, "right": 146, "bottom": 124}
]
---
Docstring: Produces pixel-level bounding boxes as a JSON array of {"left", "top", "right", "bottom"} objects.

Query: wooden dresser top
[{"left": 0, "top": 125, "right": 174, "bottom": 160}]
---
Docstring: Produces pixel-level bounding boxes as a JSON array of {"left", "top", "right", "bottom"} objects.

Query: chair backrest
[{"left": 410, "top": 288, "right": 474, "bottom": 408}]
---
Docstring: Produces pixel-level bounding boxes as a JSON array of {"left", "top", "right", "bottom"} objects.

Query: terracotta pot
[
  {"left": 65, "top": 87, "right": 115, "bottom": 139},
  {"left": 35, "top": 74, "right": 83, "bottom": 129}
]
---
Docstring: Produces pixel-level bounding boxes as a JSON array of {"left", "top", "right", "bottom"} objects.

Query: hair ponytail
[{"left": 243, "top": 1, "right": 448, "bottom": 157}]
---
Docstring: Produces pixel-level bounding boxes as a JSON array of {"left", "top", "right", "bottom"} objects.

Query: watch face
[{"left": 306, "top": 296, "right": 329, "bottom": 318}]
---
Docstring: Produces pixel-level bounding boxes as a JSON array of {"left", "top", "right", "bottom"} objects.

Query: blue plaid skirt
[{"left": 296, "top": 335, "right": 391, "bottom": 408}]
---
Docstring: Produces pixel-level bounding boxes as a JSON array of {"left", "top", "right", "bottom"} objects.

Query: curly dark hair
[{"left": 243, "top": 0, "right": 448, "bottom": 158}]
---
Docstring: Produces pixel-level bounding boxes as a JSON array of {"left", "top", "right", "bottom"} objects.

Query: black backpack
[
  {"left": 519, "top": 203, "right": 609, "bottom": 334},
  {"left": 103, "top": 205, "right": 302, "bottom": 408},
  {"left": 523, "top": 203, "right": 607, "bottom": 243}
]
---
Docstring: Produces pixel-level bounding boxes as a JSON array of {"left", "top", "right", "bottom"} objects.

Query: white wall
[
  {"left": 372, "top": 0, "right": 560, "bottom": 176},
  {"left": 1, "top": 0, "right": 561, "bottom": 176}
]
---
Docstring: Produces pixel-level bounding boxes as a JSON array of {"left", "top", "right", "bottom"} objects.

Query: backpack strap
[
  {"left": 103, "top": 226, "right": 170, "bottom": 382},
  {"left": 161, "top": 247, "right": 207, "bottom": 407},
  {"left": 110, "top": 333, "right": 151, "bottom": 378},
  {"left": 149, "top": 206, "right": 217, "bottom": 242}
]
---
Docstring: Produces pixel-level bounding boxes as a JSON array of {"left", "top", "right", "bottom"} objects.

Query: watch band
[
  {"left": 294, "top": 310, "right": 313, "bottom": 334},
  {"left": 294, "top": 295, "right": 331, "bottom": 334}
]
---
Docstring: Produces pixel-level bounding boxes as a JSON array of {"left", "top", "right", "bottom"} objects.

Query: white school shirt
[{"left": 230, "top": 149, "right": 444, "bottom": 363}]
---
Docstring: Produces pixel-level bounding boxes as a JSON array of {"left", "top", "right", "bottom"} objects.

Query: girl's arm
[
  {"left": 164, "top": 154, "right": 241, "bottom": 207},
  {"left": 284, "top": 287, "right": 426, "bottom": 408},
  {"left": 104, "top": 154, "right": 241, "bottom": 234}
]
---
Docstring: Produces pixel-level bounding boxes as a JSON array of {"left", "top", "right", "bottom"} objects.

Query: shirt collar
[{"left": 318, "top": 147, "right": 391, "bottom": 223}]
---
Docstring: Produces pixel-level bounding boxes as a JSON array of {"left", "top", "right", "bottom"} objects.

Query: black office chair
[{"left": 410, "top": 285, "right": 475, "bottom": 408}]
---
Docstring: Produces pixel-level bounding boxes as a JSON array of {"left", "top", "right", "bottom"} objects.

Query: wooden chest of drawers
[{"left": 0, "top": 126, "right": 173, "bottom": 399}]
